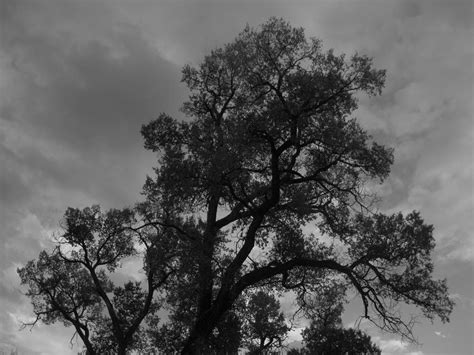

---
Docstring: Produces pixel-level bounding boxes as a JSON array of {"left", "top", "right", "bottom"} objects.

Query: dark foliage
[
  {"left": 243, "top": 291, "right": 289, "bottom": 354},
  {"left": 302, "top": 326, "right": 381, "bottom": 355},
  {"left": 140, "top": 18, "right": 452, "bottom": 353},
  {"left": 18, "top": 206, "right": 178, "bottom": 355}
]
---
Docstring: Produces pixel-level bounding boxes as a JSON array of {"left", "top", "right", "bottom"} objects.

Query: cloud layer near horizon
[{"left": 0, "top": 0, "right": 472, "bottom": 354}]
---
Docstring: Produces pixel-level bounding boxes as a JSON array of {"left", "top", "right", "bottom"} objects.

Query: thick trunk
[
  {"left": 181, "top": 293, "right": 234, "bottom": 355},
  {"left": 116, "top": 342, "right": 129, "bottom": 355},
  {"left": 76, "top": 330, "right": 96, "bottom": 355},
  {"left": 183, "top": 194, "right": 220, "bottom": 354},
  {"left": 181, "top": 332, "right": 209, "bottom": 355},
  {"left": 196, "top": 238, "right": 214, "bottom": 314},
  {"left": 188, "top": 239, "right": 215, "bottom": 354},
  {"left": 259, "top": 337, "right": 265, "bottom": 353}
]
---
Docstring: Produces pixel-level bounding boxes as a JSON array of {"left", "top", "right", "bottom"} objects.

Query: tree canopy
[
  {"left": 140, "top": 17, "right": 453, "bottom": 352},
  {"left": 19, "top": 18, "right": 453, "bottom": 355},
  {"left": 243, "top": 291, "right": 289, "bottom": 354},
  {"left": 300, "top": 286, "right": 381, "bottom": 355},
  {"left": 18, "top": 206, "right": 179, "bottom": 355}
]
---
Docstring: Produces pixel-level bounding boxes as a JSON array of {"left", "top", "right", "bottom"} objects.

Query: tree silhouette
[
  {"left": 243, "top": 291, "right": 289, "bottom": 354},
  {"left": 19, "top": 18, "right": 454, "bottom": 354},
  {"left": 140, "top": 18, "right": 453, "bottom": 353},
  {"left": 209, "top": 310, "right": 243, "bottom": 354},
  {"left": 302, "top": 326, "right": 381, "bottom": 355},
  {"left": 300, "top": 286, "right": 381, "bottom": 355},
  {"left": 18, "top": 206, "right": 178, "bottom": 355}
]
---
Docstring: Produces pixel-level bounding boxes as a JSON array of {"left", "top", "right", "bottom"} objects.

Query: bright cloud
[{"left": 379, "top": 338, "right": 409, "bottom": 352}]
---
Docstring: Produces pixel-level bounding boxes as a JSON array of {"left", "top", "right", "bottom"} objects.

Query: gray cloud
[{"left": 3, "top": 1, "right": 185, "bottom": 151}]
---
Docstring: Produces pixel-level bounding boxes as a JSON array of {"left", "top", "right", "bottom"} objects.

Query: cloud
[
  {"left": 380, "top": 338, "right": 408, "bottom": 351},
  {"left": 7, "top": 310, "right": 78, "bottom": 355},
  {"left": 376, "top": 338, "right": 409, "bottom": 354},
  {"left": 0, "top": 0, "right": 187, "bottom": 270},
  {"left": 287, "top": 327, "right": 304, "bottom": 342},
  {"left": 347, "top": 0, "right": 474, "bottom": 264},
  {"left": 449, "top": 293, "right": 474, "bottom": 309},
  {"left": 116, "top": 0, "right": 297, "bottom": 66},
  {"left": 0, "top": 290, "right": 77, "bottom": 354},
  {"left": 371, "top": 335, "right": 427, "bottom": 355},
  {"left": 2, "top": 0, "right": 187, "bottom": 209},
  {"left": 434, "top": 331, "right": 447, "bottom": 338}
]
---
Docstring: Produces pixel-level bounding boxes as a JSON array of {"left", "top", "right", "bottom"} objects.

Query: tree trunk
[
  {"left": 181, "top": 298, "right": 231, "bottom": 355},
  {"left": 117, "top": 342, "right": 128, "bottom": 355},
  {"left": 79, "top": 334, "right": 96, "bottom": 355},
  {"left": 181, "top": 331, "right": 209, "bottom": 355}
]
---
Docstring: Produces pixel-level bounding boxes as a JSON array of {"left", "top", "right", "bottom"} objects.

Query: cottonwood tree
[
  {"left": 302, "top": 325, "right": 381, "bottom": 355},
  {"left": 243, "top": 291, "right": 289, "bottom": 354},
  {"left": 141, "top": 18, "right": 453, "bottom": 354},
  {"left": 299, "top": 285, "right": 381, "bottom": 354},
  {"left": 18, "top": 205, "right": 178, "bottom": 355},
  {"left": 210, "top": 310, "right": 242, "bottom": 354}
]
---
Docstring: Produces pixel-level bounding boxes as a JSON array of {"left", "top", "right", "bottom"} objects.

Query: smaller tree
[
  {"left": 208, "top": 310, "right": 242, "bottom": 354},
  {"left": 302, "top": 325, "right": 381, "bottom": 355},
  {"left": 18, "top": 205, "right": 178, "bottom": 355},
  {"left": 300, "top": 286, "right": 381, "bottom": 355},
  {"left": 148, "top": 308, "right": 242, "bottom": 354},
  {"left": 243, "top": 291, "right": 289, "bottom": 354}
]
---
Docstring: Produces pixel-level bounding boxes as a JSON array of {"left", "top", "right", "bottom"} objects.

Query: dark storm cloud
[
  {"left": 3, "top": 0, "right": 185, "bottom": 152},
  {"left": 1, "top": 0, "right": 189, "bottom": 220},
  {"left": 117, "top": 0, "right": 299, "bottom": 65}
]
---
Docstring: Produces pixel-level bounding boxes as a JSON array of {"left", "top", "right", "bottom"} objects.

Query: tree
[
  {"left": 148, "top": 309, "right": 242, "bottom": 354},
  {"left": 209, "top": 310, "right": 243, "bottom": 354},
  {"left": 18, "top": 205, "right": 178, "bottom": 355},
  {"left": 243, "top": 291, "right": 289, "bottom": 354},
  {"left": 287, "top": 350, "right": 303, "bottom": 355},
  {"left": 302, "top": 326, "right": 381, "bottom": 355},
  {"left": 296, "top": 281, "right": 347, "bottom": 331},
  {"left": 141, "top": 18, "right": 453, "bottom": 353},
  {"left": 300, "top": 287, "right": 380, "bottom": 354}
]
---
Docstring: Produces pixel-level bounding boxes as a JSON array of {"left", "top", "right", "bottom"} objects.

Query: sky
[{"left": 0, "top": 0, "right": 472, "bottom": 354}]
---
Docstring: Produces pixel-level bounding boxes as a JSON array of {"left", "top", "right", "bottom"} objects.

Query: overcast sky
[{"left": 0, "top": 0, "right": 472, "bottom": 354}]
